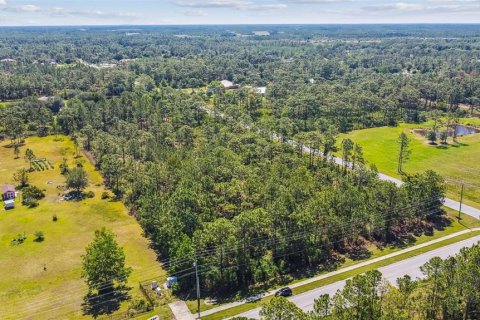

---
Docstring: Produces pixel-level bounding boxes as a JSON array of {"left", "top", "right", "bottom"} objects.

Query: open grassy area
[
  {"left": 202, "top": 220, "right": 480, "bottom": 320},
  {"left": 187, "top": 207, "right": 480, "bottom": 316},
  {"left": 0, "top": 136, "right": 173, "bottom": 319},
  {"left": 337, "top": 120, "right": 480, "bottom": 208}
]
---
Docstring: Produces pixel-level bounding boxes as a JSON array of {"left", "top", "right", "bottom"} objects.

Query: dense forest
[{"left": 0, "top": 25, "right": 475, "bottom": 296}]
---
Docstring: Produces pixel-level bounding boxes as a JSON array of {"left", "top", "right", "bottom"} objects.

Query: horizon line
[{"left": 1, "top": 22, "right": 480, "bottom": 28}]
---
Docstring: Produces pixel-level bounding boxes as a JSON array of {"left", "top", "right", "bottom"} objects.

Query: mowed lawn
[
  {"left": 0, "top": 136, "right": 171, "bottom": 319},
  {"left": 337, "top": 121, "right": 480, "bottom": 208}
]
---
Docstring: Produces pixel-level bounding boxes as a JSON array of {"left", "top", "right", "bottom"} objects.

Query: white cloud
[
  {"left": 362, "top": 2, "right": 423, "bottom": 11},
  {"left": 362, "top": 1, "right": 480, "bottom": 13},
  {"left": 0, "top": 3, "right": 139, "bottom": 19},
  {"left": 184, "top": 9, "right": 209, "bottom": 16},
  {"left": 0, "top": 0, "right": 7, "bottom": 6},
  {"left": 3, "top": 4, "right": 42, "bottom": 12},
  {"left": 175, "top": 0, "right": 287, "bottom": 10},
  {"left": 288, "top": 0, "right": 351, "bottom": 3}
]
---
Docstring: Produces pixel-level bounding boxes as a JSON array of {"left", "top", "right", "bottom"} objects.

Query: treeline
[
  {"left": 257, "top": 243, "right": 480, "bottom": 320},
  {"left": 0, "top": 88, "right": 447, "bottom": 294},
  {"left": 1, "top": 26, "right": 479, "bottom": 135}
]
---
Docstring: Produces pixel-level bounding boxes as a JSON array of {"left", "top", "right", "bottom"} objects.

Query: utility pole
[
  {"left": 458, "top": 183, "right": 464, "bottom": 219},
  {"left": 194, "top": 259, "right": 200, "bottom": 319}
]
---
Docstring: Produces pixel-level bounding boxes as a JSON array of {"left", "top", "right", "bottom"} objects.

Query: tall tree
[
  {"left": 397, "top": 132, "right": 411, "bottom": 174},
  {"left": 81, "top": 228, "right": 132, "bottom": 293},
  {"left": 260, "top": 297, "right": 306, "bottom": 320},
  {"left": 24, "top": 148, "right": 35, "bottom": 170},
  {"left": 66, "top": 166, "right": 88, "bottom": 194}
]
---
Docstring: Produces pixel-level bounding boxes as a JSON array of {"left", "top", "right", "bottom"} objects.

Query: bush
[
  {"left": 128, "top": 298, "right": 152, "bottom": 316},
  {"left": 85, "top": 191, "right": 95, "bottom": 198},
  {"left": 11, "top": 233, "right": 27, "bottom": 246},
  {"left": 60, "top": 158, "right": 69, "bottom": 175},
  {"left": 34, "top": 231, "right": 45, "bottom": 242},
  {"left": 23, "top": 197, "right": 39, "bottom": 208},
  {"left": 52, "top": 214, "right": 58, "bottom": 222},
  {"left": 101, "top": 191, "right": 110, "bottom": 200},
  {"left": 22, "top": 185, "right": 45, "bottom": 207}
]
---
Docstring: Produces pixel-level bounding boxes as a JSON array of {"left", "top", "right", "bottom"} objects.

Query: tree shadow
[
  {"left": 450, "top": 142, "right": 469, "bottom": 148},
  {"left": 82, "top": 286, "right": 130, "bottom": 318}
]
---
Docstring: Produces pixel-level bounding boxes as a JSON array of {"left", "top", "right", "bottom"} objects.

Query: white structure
[
  {"left": 220, "top": 80, "right": 239, "bottom": 89},
  {"left": 166, "top": 276, "right": 178, "bottom": 288},
  {"left": 256, "top": 87, "right": 267, "bottom": 94},
  {"left": 4, "top": 199, "right": 15, "bottom": 210}
]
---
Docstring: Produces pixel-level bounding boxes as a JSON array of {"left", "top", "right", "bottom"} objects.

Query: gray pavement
[
  {"left": 236, "top": 235, "right": 480, "bottom": 319},
  {"left": 169, "top": 301, "right": 196, "bottom": 320}
]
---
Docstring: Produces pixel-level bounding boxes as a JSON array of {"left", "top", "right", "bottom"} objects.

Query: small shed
[
  {"left": 4, "top": 199, "right": 15, "bottom": 210},
  {"left": 166, "top": 276, "right": 178, "bottom": 288},
  {"left": 256, "top": 87, "right": 267, "bottom": 94},
  {"left": 2, "top": 184, "right": 16, "bottom": 201},
  {"left": 220, "top": 80, "right": 239, "bottom": 90}
]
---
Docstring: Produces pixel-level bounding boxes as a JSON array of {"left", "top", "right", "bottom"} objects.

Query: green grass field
[
  {"left": 0, "top": 136, "right": 173, "bottom": 319},
  {"left": 337, "top": 120, "right": 480, "bottom": 208}
]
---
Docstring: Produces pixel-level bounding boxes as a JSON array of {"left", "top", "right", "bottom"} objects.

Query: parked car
[
  {"left": 275, "top": 287, "right": 293, "bottom": 297},
  {"left": 245, "top": 295, "right": 262, "bottom": 303}
]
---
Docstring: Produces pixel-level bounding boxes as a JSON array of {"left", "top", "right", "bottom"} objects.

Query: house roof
[
  {"left": 256, "top": 87, "right": 267, "bottom": 94},
  {"left": 220, "top": 80, "right": 235, "bottom": 88},
  {"left": 2, "top": 184, "right": 15, "bottom": 193}
]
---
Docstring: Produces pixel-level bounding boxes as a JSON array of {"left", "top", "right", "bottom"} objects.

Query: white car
[{"left": 245, "top": 295, "right": 261, "bottom": 303}]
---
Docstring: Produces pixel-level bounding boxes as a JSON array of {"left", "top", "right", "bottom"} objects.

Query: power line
[{"left": 6, "top": 197, "right": 444, "bottom": 318}]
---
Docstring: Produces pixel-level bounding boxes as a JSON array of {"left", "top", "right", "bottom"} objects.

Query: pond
[
  {"left": 453, "top": 124, "right": 479, "bottom": 136},
  {"left": 413, "top": 124, "right": 479, "bottom": 138}
]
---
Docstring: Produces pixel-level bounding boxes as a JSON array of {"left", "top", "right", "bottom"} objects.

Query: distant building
[
  {"left": 256, "top": 87, "right": 267, "bottom": 94},
  {"left": 0, "top": 58, "right": 16, "bottom": 63},
  {"left": 220, "top": 80, "right": 239, "bottom": 90},
  {"left": 2, "top": 184, "right": 16, "bottom": 201}
]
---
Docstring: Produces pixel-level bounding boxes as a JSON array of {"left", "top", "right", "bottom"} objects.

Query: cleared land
[
  {"left": 0, "top": 136, "right": 172, "bottom": 319},
  {"left": 337, "top": 120, "right": 480, "bottom": 208}
]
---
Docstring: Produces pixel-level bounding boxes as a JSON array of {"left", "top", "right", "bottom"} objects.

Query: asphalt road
[{"left": 236, "top": 235, "right": 480, "bottom": 319}]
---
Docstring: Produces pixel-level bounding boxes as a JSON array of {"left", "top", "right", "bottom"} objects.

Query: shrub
[
  {"left": 52, "top": 214, "right": 58, "bottom": 222},
  {"left": 34, "top": 231, "right": 45, "bottom": 242},
  {"left": 60, "top": 158, "right": 69, "bottom": 175},
  {"left": 128, "top": 298, "right": 152, "bottom": 316},
  {"left": 11, "top": 233, "right": 27, "bottom": 246},
  {"left": 22, "top": 185, "right": 45, "bottom": 207},
  {"left": 85, "top": 191, "right": 95, "bottom": 198},
  {"left": 101, "top": 191, "right": 110, "bottom": 200},
  {"left": 23, "top": 197, "right": 39, "bottom": 208}
]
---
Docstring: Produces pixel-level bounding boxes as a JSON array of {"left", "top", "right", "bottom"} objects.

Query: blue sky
[{"left": 0, "top": 0, "right": 480, "bottom": 26}]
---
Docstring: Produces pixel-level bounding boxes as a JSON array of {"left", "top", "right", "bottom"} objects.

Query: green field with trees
[
  {"left": 0, "top": 24, "right": 480, "bottom": 319},
  {"left": 0, "top": 136, "right": 170, "bottom": 319},
  {"left": 337, "top": 122, "right": 480, "bottom": 207}
]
